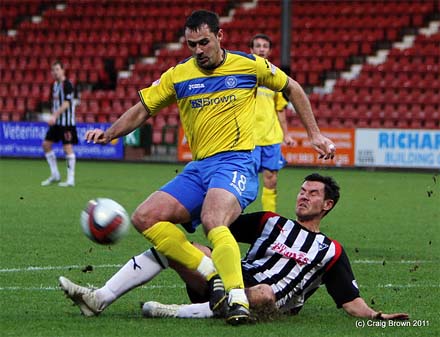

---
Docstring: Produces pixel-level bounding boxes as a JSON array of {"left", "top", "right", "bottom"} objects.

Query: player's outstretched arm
[
  {"left": 277, "top": 108, "right": 294, "bottom": 146},
  {"left": 342, "top": 297, "right": 409, "bottom": 320},
  {"left": 85, "top": 102, "right": 151, "bottom": 144},
  {"left": 283, "top": 77, "right": 335, "bottom": 159}
]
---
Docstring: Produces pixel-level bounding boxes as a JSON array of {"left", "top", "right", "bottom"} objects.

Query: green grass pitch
[{"left": 1, "top": 158, "right": 439, "bottom": 337}]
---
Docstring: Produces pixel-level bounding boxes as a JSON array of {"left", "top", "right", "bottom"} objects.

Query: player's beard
[
  {"left": 196, "top": 49, "right": 225, "bottom": 70},
  {"left": 296, "top": 210, "right": 321, "bottom": 223},
  {"left": 196, "top": 56, "right": 212, "bottom": 69}
]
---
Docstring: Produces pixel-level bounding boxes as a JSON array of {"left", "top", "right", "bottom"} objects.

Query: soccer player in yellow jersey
[
  {"left": 82, "top": 10, "right": 335, "bottom": 325},
  {"left": 250, "top": 34, "right": 294, "bottom": 212}
]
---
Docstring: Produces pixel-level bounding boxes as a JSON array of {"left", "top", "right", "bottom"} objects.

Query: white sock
[
  {"left": 45, "top": 151, "right": 59, "bottom": 178},
  {"left": 94, "top": 249, "right": 168, "bottom": 309},
  {"left": 228, "top": 288, "right": 249, "bottom": 306},
  {"left": 176, "top": 302, "right": 213, "bottom": 318},
  {"left": 65, "top": 153, "right": 76, "bottom": 183},
  {"left": 196, "top": 255, "right": 217, "bottom": 279}
]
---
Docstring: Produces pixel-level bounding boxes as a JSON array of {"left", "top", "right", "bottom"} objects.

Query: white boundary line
[
  {"left": 0, "top": 260, "right": 438, "bottom": 292},
  {"left": 378, "top": 284, "right": 440, "bottom": 288},
  {"left": 0, "top": 260, "right": 440, "bottom": 291},
  {"left": 0, "top": 260, "right": 436, "bottom": 273},
  {"left": 0, "top": 264, "right": 123, "bottom": 273},
  {"left": 0, "top": 284, "right": 185, "bottom": 291},
  {"left": 352, "top": 260, "right": 436, "bottom": 264},
  {"left": 0, "top": 283, "right": 438, "bottom": 291}
]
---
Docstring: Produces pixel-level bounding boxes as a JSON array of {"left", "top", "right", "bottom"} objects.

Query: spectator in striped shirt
[
  {"left": 41, "top": 60, "right": 78, "bottom": 187},
  {"left": 59, "top": 173, "right": 408, "bottom": 321}
]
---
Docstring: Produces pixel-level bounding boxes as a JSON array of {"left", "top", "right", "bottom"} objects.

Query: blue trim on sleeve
[
  {"left": 178, "top": 56, "right": 192, "bottom": 65},
  {"left": 227, "top": 50, "right": 256, "bottom": 60}
]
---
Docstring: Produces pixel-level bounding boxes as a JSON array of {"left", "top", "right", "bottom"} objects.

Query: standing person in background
[
  {"left": 250, "top": 34, "right": 295, "bottom": 212},
  {"left": 41, "top": 60, "right": 77, "bottom": 187}
]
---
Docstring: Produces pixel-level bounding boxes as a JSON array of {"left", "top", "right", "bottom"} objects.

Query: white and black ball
[{"left": 80, "top": 198, "right": 130, "bottom": 244}]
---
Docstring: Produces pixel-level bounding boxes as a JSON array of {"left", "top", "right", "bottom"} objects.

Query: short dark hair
[
  {"left": 52, "top": 60, "right": 64, "bottom": 69},
  {"left": 185, "top": 10, "right": 220, "bottom": 34},
  {"left": 249, "top": 33, "right": 272, "bottom": 49},
  {"left": 304, "top": 173, "right": 340, "bottom": 215}
]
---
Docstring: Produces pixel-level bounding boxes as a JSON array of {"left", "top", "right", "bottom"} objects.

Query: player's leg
[
  {"left": 171, "top": 242, "right": 212, "bottom": 301},
  {"left": 133, "top": 167, "right": 218, "bottom": 288},
  {"left": 202, "top": 189, "right": 243, "bottom": 289},
  {"left": 142, "top": 275, "right": 276, "bottom": 319},
  {"left": 201, "top": 152, "right": 259, "bottom": 324},
  {"left": 59, "top": 126, "right": 78, "bottom": 187},
  {"left": 141, "top": 243, "right": 217, "bottom": 319},
  {"left": 58, "top": 144, "right": 75, "bottom": 186},
  {"left": 202, "top": 189, "right": 250, "bottom": 323},
  {"left": 60, "top": 248, "right": 168, "bottom": 316},
  {"left": 133, "top": 191, "right": 214, "bottom": 274},
  {"left": 41, "top": 126, "right": 60, "bottom": 185},
  {"left": 260, "top": 144, "right": 286, "bottom": 212},
  {"left": 261, "top": 169, "right": 278, "bottom": 211}
]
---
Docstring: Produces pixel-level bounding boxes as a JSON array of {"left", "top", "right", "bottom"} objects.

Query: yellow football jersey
[
  {"left": 254, "top": 87, "right": 288, "bottom": 145},
  {"left": 139, "top": 51, "right": 288, "bottom": 160}
]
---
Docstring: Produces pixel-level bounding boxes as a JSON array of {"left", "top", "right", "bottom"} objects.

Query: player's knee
[
  {"left": 200, "top": 213, "right": 215, "bottom": 231},
  {"left": 263, "top": 170, "right": 278, "bottom": 189},
  {"left": 42, "top": 141, "right": 51, "bottom": 152},
  {"left": 201, "top": 212, "right": 232, "bottom": 231},
  {"left": 131, "top": 207, "right": 156, "bottom": 232},
  {"left": 192, "top": 242, "right": 212, "bottom": 257}
]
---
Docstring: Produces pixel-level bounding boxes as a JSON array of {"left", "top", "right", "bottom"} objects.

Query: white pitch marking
[
  {"left": 352, "top": 260, "right": 435, "bottom": 264},
  {"left": 0, "top": 260, "right": 435, "bottom": 273},
  {"left": 0, "top": 284, "right": 185, "bottom": 291},
  {"left": 1, "top": 283, "right": 438, "bottom": 292},
  {"left": 0, "top": 264, "right": 123, "bottom": 273}
]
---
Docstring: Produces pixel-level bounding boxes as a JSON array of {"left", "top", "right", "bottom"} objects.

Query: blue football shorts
[
  {"left": 252, "top": 144, "right": 286, "bottom": 172},
  {"left": 160, "top": 151, "right": 258, "bottom": 232}
]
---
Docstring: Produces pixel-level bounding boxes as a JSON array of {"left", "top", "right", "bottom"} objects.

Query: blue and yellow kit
[
  {"left": 139, "top": 50, "right": 288, "bottom": 160},
  {"left": 254, "top": 87, "right": 288, "bottom": 146}
]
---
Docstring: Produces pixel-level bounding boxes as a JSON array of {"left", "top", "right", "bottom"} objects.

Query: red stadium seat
[{"left": 2, "top": 0, "right": 437, "bottom": 133}]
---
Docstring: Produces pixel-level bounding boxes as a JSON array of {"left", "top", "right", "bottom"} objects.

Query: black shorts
[{"left": 45, "top": 125, "right": 79, "bottom": 145}]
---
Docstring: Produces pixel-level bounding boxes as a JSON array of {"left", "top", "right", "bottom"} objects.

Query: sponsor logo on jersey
[
  {"left": 317, "top": 241, "right": 329, "bottom": 251},
  {"left": 188, "top": 83, "right": 205, "bottom": 90},
  {"left": 190, "top": 94, "right": 237, "bottom": 108},
  {"left": 224, "top": 76, "right": 238, "bottom": 88},
  {"left": 271, "top": 241, "right": 309, "bottom": 266}
]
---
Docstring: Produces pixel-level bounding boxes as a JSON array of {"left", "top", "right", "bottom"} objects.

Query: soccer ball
[{"left": 80, "top": 198, "right": 130, "bottom": 244}]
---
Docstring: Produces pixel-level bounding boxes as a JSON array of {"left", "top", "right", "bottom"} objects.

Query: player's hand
[
  {"left": 310, "top": 134, "right": 336, "bottom": 160},
  {"left": 48, "top": 116, "right": 56, "bottom": 126},
  {"left": 374, "top": 311, "right": 409, "bottom": 320},
  {"left": 283, "top": 135, "right": 295, "bottom": 146},
  {"left": 85, "top": 129, "right": 110, "bottom": 144}
]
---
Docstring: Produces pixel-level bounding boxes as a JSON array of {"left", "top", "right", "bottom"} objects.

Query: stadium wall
[
  {"left": 1, "top": 121, "right": 438, "bottom": 169},
  {"left": 177, "top": 126, "right": 440, "bottom": 170},
  {"left": 0, "top": 121, "right": 123, "bottom": 159}
]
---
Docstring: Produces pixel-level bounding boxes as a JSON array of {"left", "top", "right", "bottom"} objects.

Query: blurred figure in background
[
  {"left": 250, "top": 34, "right": 294, "bottom": 212},
  {"left": 41, "top": 60, "right": 77, "bottom": 187}
]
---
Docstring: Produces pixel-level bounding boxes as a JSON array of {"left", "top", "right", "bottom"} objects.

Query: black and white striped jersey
[
  {"left": 52, "top": 79, "right": 75, "bottom": 126},
  {"left": 230, "top": 212, "right": 360, "bottom": 313}
]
